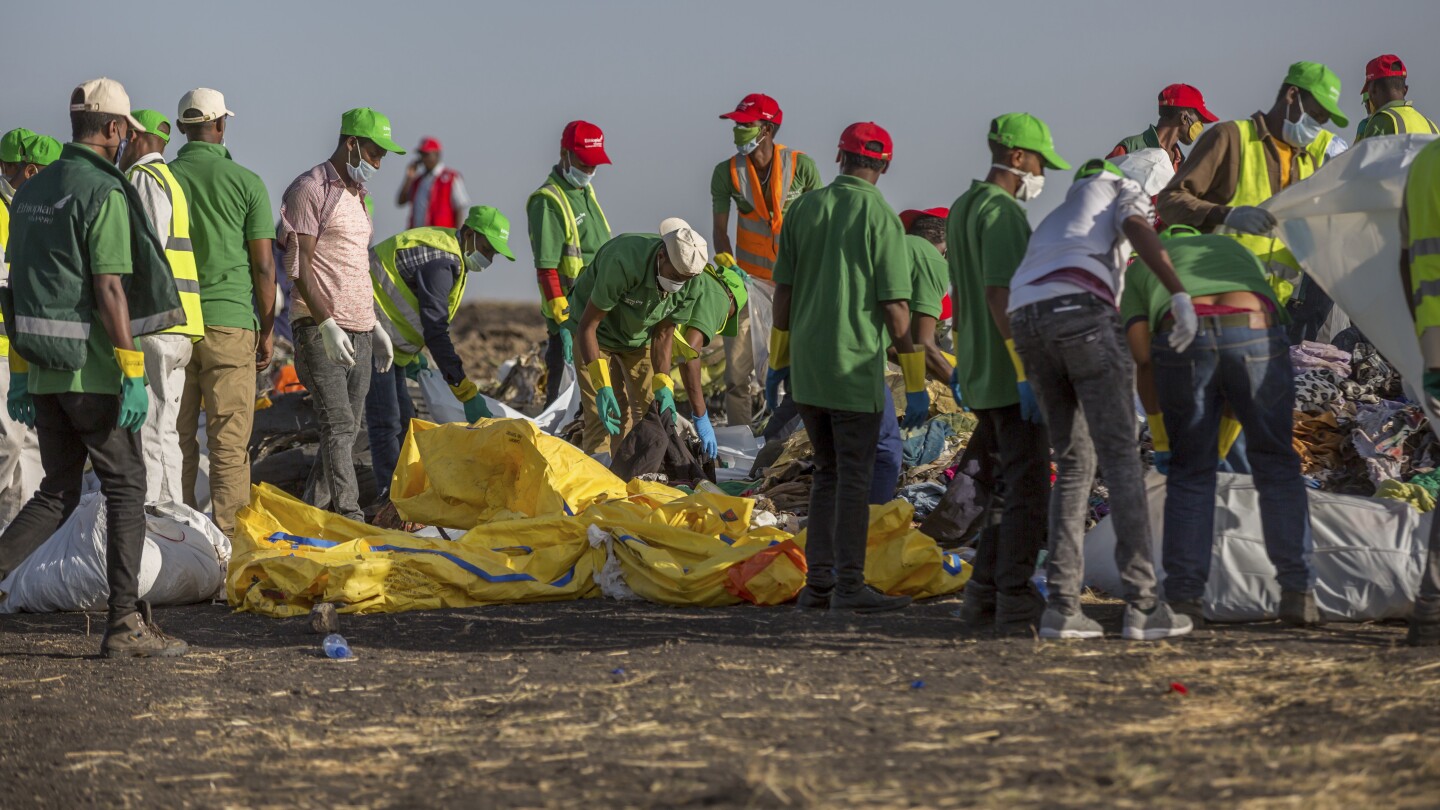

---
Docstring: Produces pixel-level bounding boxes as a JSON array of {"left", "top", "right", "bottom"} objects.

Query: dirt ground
[
  {"left": 2, "top": 598, "right": 1438, "bottom": 809},
  {"left": 450, "top": 300, "right": 551, "bottom": 384}
]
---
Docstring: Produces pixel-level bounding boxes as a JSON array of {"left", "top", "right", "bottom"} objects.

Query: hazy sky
[{"left": 6, "top": 0, "right": 1439, "bottom": 303}]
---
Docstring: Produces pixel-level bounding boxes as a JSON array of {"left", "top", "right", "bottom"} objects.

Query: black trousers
[
  {"left": 959, "top": 404, "right": 1050, "bottom": 597},
  {"left": 0, "top": 393, "right": 146, "bottom": 619},
  {"left": 798, "top": 404, "right": 883, "bottom": 592}
]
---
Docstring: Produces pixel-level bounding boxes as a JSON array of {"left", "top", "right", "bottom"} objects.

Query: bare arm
[
  {"left": 1123, "top": 217, "right": 1186, "bottom": 295},
  {"left": 711, "top": 211, "right": 733, "bottom": 258},
  {"left": 577, "top": 301, "right": 607, "bottom": 367},
  {"left": 292, "top": 233, "right": 332, "bottom": 324},
  {"left": 911, "top": 313, "right": 951, "bottom": 381},
  {"left": 678, "top": 328, "right": 707, "bottom": 417},
  {"left": 985, "top": 286, "right": 1013, "bottom": 341},
  {"left": 248, "top": 237, "right": 277, "bottom": 370},
  {"left": 93, "top": 274, "right": 135, "bottom": 351},
  {"left": 772, "top": 283, "right": 792, "bottom": 331},
  {"left": 396, "top": 162, "right": 416, "bottom": 206},
  {"left": 650, "top": 319, "right": 675, "bottom": 379},
  {"left": 1126, "top": 320, "right": 1160, "bottom": 414},
  {"left": 882, "top": 300, "right": 916, "bottom": 354}
]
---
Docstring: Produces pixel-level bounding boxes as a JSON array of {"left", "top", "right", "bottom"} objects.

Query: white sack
[{"left": 416, "top": 363, "right": 579, "bottom": 435}]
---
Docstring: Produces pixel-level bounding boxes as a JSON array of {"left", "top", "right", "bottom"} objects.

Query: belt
[
  {"left": 1014, "top": 292, "right": 1109, "bottom": 320},
  {"left": 1158, "top": 311, "right": 1272, "bottom": 332}
]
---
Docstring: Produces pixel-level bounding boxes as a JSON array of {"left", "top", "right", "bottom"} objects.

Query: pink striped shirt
[{"left": 279, "top": 161, "right": 375, "bottom": 331}]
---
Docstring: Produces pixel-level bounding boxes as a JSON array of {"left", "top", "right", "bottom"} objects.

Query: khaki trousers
[
  {"left": 179, "top": 326, "right": 256, "bottom": 538},
  {"left": 576, "top": 347, "right": 653, "bottom": 457}
]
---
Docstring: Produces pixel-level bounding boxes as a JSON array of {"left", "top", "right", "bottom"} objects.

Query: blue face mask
[
  {"left": 347, "top": 143, "right": 378, "bottom": 184},
  {"left": 114, "top": 137, "right": 129, "bottom": 167},
  {"left": 1282, "top": 98, "right": 1324, "bottom": 148}
]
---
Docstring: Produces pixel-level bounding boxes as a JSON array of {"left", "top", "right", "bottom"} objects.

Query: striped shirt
[{"left": 279, "top": 161, "right": 375, "bottom": 331}]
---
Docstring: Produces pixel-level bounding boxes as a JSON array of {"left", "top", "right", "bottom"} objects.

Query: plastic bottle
[{"left": 322, "top": 633, "right": 352, "bottom": 659}]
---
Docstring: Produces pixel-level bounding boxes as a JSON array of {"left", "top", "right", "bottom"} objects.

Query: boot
[
  {"left": 1279, "top": 590, "right": 1322, "bottom": 627},
  {"left": 101, "top": 601, "right": 189, "bottom": 658}
]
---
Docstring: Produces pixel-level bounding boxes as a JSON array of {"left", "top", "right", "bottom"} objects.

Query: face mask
[
  {"left": 734, "top": 126, "right": 762, "bottom": 156},
  {"left": 114, "top": 137, "right": 129, "bottom": 167},
  {"left": 1182, "top": 118, "right": 1203, "bottom": 145},
  {"left": 1282, "top": 98, "right": 1324, "bottom": 148},
  {"left": 657, "top": 270, "right": 686, "bottom": 293},
  {"left": 465, "top": 249, "right": 492, "bottom": 273},
  {"left": 347, "top": 142, "right": 378, "bottom": 184},
  {"left": 563, "top": 157, "right": 594, "bottom": 188},
  {"left": 1362, "top": 91, "right": 1375, "bottom": 115},
  {"left": 992, "top": 163, "right": 1045, "bottom": 202}
]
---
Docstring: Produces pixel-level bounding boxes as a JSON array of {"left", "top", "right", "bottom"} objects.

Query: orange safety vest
[{"left": 728, "top": 144, "right": 801, "bottom": 280}]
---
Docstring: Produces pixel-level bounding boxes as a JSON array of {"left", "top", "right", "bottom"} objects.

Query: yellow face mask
[{"left": 1182, "top": 119, "right": 1204, "bottom": 145}]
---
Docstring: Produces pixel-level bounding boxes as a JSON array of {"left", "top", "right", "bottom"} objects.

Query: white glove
[
  {"left": 1223, "top": 205, "right": 1278, "bottom": 235},
  {"left": 318, "top": 317, "right": 356, "bottom": 367},
  {"left": 372, "top": 323, "right": 394, "bottom": 373},
  {"left": 1167, "top": 292, "right": 1198, "bottom": 353}
]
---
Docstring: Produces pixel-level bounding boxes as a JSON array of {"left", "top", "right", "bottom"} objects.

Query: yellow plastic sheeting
[
  {"left": 229, "top": 484, "right": 601, "bottom": 616},
  {"left": 391, "top": 419, "right": 628, "bottom": 528},
  {"left": 793, "top": 501, "right": 972, "bottom": 600}
]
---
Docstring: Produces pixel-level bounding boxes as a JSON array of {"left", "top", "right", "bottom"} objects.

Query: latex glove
[
  {"left": 898, "top": 350, "right": 929, "bottom": 428},
  {"left": 949, "top": 367, "right": 967, "bottom": 411},
  {"left": 1425, "top": 370, "right": 1440, "bottom": 401},
  {"left": 559, "top": 328, "right": 574, "bottom": 365},
  {"left": 7, "top": 370, "right": 34, "bottom": 427},
  {"left": 450, "top": 378, "right": 492, "bottom": 423},
  {"left": 587, "top": 358, "right": 623, "bottom": 435},
  {"left": 1167, "top": 292, "right": 1198, "bottom": 353},
  {"left": 544, "top": 294, "right": 572, "bottom": 325},
  {"left": 652, "top": 373, "right": 677, "bottom": 426},
  {"left": 318, "top": 318, "right": 356, "bottom": 367},
  {"left": 403, "top": 352, "right": 430, "bottom": 382},
  {"left": 764, "top": 367, "right": 789, "bottom": 413},
  {"left": 372, "top": 323, "right": 394, "bottom": 373},
  {"left": 1223, "top": 205, "right": 1278, "bottom": 235},
  {"left": 1153, "top": 450, "right": 1172, "bottom": 476},
  {"left": 694, "top": 412, "right": 718, "bottom": 460},
  {"left": 1006, "top": 339, "right": 1043, "bottom": 424},
  {"left": 114, "top": 347, "right": 149, "bottom": 432},
  {"left": 1218, "top": 413, "right": 1243, "bottom": 458}
]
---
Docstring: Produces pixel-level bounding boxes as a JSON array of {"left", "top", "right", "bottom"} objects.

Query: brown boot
[{"left": 101, "top": 601, "right": 189, "bottom": 658}]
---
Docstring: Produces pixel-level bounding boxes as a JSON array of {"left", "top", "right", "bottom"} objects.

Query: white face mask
[
  {"left": 347, "top": 143, "right": 378, "bottom": 184},
  {"left": 465, "top": 250, "right": 492, "bottom": 273},
  {"left": 1282, "top": 98, "right": 1324, "bottom": 148},
  {"left": 563, "top": 158, "right": 595, "bottom": 188},
  {"left": 737, "top": 137, "right": 761, "bottom": 156},
  {"left": 992, "top": 163, "right": 1045, "bottom": 201},
  {"left": 657, "top": 271, "right": 686, "bottom": 293}
]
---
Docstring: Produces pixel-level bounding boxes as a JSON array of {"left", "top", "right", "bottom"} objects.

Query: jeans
[
  {"left": 870, "top": 393, "right": 902, "bottom": 504},
  {"left": 1011, "top": 294, "right": 1157, "bottom": 611},
  {"left": 295, "top": 323, "right": 373, "bottom": 520},
  {"left": 0, "top": 393, "right": 145, "bottom": 620},
  {"left": 1152, "top": 322, "right": 1313, "bottom": 600},
  {"left": 798, "top": 404, "right": 883, "bottom": 593},
  {"left": 365, "top": 363, "right": 415, "bottom": 501},
  {"left": 956, "top": 402, "right": 1049, "bottom": 599},
  {"left": 544, "top": 331, "right": 567, "bottom": 407},
  {"left": 1285, "top": 275, "right": 1335, "bottom": 346}
]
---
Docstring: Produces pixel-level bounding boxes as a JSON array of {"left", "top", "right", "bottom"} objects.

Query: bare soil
[{"left": 2, "top": 599, "right": 1438, "bottom": 809}]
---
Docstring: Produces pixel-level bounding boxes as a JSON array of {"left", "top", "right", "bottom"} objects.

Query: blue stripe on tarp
[
  {"left": 493, "top": 545, "right": 534, "bottom": 554},
  {"left": 718, "top": 534, "right": 735, "bottom": 546},
  {"left": 269, "top": 532, "right": 340, "bottom": 549},
  {"left": 266, "top": 533, "right": 578, "bottom": 587},
  {"left": 942, "top": 552, "right": 964, "bottom": 576}
]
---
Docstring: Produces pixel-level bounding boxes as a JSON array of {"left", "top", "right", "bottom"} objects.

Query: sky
[{"left": 6, "top": 0, "right": 1440, "bottom": 303}]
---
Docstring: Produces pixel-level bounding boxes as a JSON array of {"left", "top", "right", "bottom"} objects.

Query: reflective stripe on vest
[
  {"left": 1407, "top": 141, "right": 1440, "bottom": 354},
  {"left": 728, "top": 145, "right": 799, "bottom": 280},
  {"left": 0, "top": 195, "right": 9, "bottom": 354},
  {"left": 528, "top": 181, "right": 611, "bottom": 280},
  {"left": 370, "top": 227, "right": 468, "bottom": 366},
  {"left": 1383, "top": 105, "right": 1440, "bottom": 136},
  {"left": 132, "top": 161, "right": 204, "bottom": 339},
  {"left": 1223, "top": 120, "right": 1332, "bottom": 304}
]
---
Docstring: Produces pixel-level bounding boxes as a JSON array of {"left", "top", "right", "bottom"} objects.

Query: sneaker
[
  {"left": 795, "top": 585, "right": 832, "bottom": 610},
  {"left": 830, "top": 585, "right": 912, "bottom": 613},
  {"left": 101, "top": 601, "right": 189, "bottom": 658},
  {"left": 1038, "top": 607, "right": 1104, "bottom": 640},
  {"left": 1279, "top": 590, "right": 1322, "bottom": 627},
  {"left": 995, "top": 587, "right": 1046, "bottom": 636},
  {"left": 1167, "top": 598, "right": 1206, "bottom": 628},
  {"left": 1122, "top": 602, "right": 1194, "bottom": 641},
  {"left": 952, "top": 583, "right": 996, "bottom": 628}
]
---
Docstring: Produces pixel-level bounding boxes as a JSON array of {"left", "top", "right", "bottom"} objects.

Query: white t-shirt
[{"left": 1007, "top": 172, "right": 1153, "bottom": 312}]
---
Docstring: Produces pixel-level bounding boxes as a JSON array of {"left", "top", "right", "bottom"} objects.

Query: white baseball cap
[
  {"left": 176, "top": 88, "right": 235, "bottom": 125},
  {"left": 660, "top": 217, "right": 708, "bottom": 277},
  {"left": 70, "top": 77, "right": 145, "bottom": 132}
]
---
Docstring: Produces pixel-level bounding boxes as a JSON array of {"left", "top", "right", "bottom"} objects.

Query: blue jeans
[
  {"left": 870, "top": 393, "right": 902, "bottom": 504},
  {"left": 365, "top": 364, "right": 415, "bottom": 501},
  {"left": 1152, "top": 323, "right": 1313, "bottom": 601}
]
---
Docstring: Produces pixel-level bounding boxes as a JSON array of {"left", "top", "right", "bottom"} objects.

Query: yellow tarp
[{"left": 228, "top": 419, "right": 970, "bottom": 617}]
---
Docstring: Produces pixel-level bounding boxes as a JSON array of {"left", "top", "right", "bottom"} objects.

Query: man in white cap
[
  {"left": 168, "top": 88, "right": 277, "bottom": 539},
  {"left": 0, "top": 77, "right": 188, "bottom": 657},
  {"left": 568, "top": 218, "right": 708, "bottom": 457}
]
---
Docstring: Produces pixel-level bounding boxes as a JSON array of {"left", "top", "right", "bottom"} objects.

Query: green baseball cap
[
  {"left": 28, "top": 134, "right": 61, "bottom": 166},
  {"left": 131, "top": 110, "right": 172, "bottom": 144},
  {"left": 988, "top": 113, "right": 1070, "bottom": 170},
  {"left": 463, "top": 206, "right": 515, "bottom": 261},
  {"left": 0, "top": 128, "right": 61, "bottom": 166},
  {"left": 711, "top": 265, "right": 749, "bottom": 337},
  {"left": 340, "top": 107, "right": 406, "bottom": 154},
  {"left": 1284, "top": 61, "right": 1349, "bottom": 128}
]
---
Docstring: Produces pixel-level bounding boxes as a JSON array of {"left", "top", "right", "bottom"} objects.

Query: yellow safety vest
[
  {"left": 1407, "top": 139, "right": 1440, "bottom": 362},
  {"left": 528, "top": 181, "right": 610, "bottom": 280},
  {"left": 370, "top": 227, "right": 468, "bottom": 366},
  {"left": 1224, "top": 119, "right": 1332, "bottom": 305},
  {"left": 0, "top": 192, "right": 10, "bottom": 355},
  {"left": 130, "top": 161, "right": 204, "bottom": 339},
  {"left": 728, "top": 144, "right": 801, "bottom": 280},
  {"left": 1362, "top": 102, "right": 1440, "bottom": 140}
]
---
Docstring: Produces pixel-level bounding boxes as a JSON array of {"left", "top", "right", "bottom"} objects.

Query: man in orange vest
[
  {"left": 711, "top": 93, "right": 822, "bottom": 428},
  {"left": 396, "top": 136, "right": 470, "bottom": 229}
]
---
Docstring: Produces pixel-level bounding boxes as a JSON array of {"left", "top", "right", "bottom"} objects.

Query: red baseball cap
[
  {"left": 561, "top": 120, "right": 611, "bottom": 166},
  {"left": 899, "top": 207, "right": 949, "bottom": 233},
  {"left": 1159, "top": 84, "right": 1218, "bottom": 123},
  {"left": 719, "top": 93, "right": 783, "bottom": 126},
  {"left": 1366, "top": 54, "right": 1407, "bottom": 82},
  {"left": 417, "top": 136, "right": 442, "bottom": 153},
  {"left": 838, "top": 122, "right": 893, "bottom": 160}
]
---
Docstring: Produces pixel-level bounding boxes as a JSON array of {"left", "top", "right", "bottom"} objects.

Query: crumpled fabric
[
  {"left": 902, "top": 419, "right": 955, "bottom": 468},
  {"left": 1294, "top": 369, "right": 1346, "bottom": 413},
  {"left": 896, "top": 481, "right": 947, "bottom": 519},
  {"left": 1406, "top": 469, "right": 1440, "bottom": 499},
  {"left": 1351, "top": 400, "right": 1424, "bottom": 486},
  {"left": 1373, "top": 479, "right": 1436, "bottom": 513},
  {"left": 1290, "top": 341, "right": 1352, "bottom": 378}
]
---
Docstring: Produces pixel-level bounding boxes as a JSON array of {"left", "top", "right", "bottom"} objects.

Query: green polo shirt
[
  {"left": 907, "top": 235, "right": 948, "bottom": 320},
  {"left": 168, "top": 141, "right": 273, "bottom": 331},
  {"left": 948, "top": 180, "right": 1030, "bottom": 410},
  {"left": 568, "top": 233, "right": 695, "bottom": 352},
  {"left": 1120, "top": 234, "right": 1285, "bottom": 327},
  {"left": 29, "top": 187, "right": 131, "bottom": 395},
  {"left": 772, "top": 174, "right": 910, "bottom": 413},
  {"left": 710, "top": 149, "right": 822, "bottom": 215},
  {"left": 672, "top": 269, "right": 734, "bottom": 345},
  {"left": 526, "top": 168, "right": 611, "bottom": 270}
]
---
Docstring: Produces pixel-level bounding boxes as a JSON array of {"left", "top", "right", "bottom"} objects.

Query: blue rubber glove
[
  {"left": 559, "top": 328, "right": 574, "bottom": 365},
  {"left": 764, "top": 367, "right": 789, "bottom": 413},
  {"left": 1017, "top": 380, "right": 1043, "bottom": 424},
  {"left": 7, "top": 371, "right": 34, "bottom": 427},
  {"left": 949, "top": 367, "right": 967, "bottom": 411},
  {"left": 403, "top": 353, "right": 430, "bottom": 382},
  {"left": 114, "top": 348, "right": 148, "bottom": 433},
  {"left": 1153, "top": 450, "right": 1172, "bottom": 476},
  {"left": 694, "top": 412, "right": 718, "bottom": 460}
]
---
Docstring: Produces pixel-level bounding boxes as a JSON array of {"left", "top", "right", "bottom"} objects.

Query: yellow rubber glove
[
  {"left": 114, "top": 347, "right": 148, "bottom": 432},
  {"left": 450, "top": 378, "right": 480, "bottom": 402},
  {"left": 450, "top": 378, "right": 493, "bottom": 423},
  {"left": 1218, "top": 414, "right": 1243, "bottom": 458},
  {"left": 898, "top": 350, "right": 930, "bottom": 428},
  {"left": 587, "top": 358, "right": 622, "bottom": 435},
  {"left": 652, "top": 372, "right": 677, "bottom": 422},
  {"left": 1004, "top": 338, "right": 1026, "bottom": 382},
  {"left": 768, "top": 328, "right": 790, "bottom": 371},
  {"left": 1006, "top": 338, "right": 1042, "bottom": 424},
  {"left": 8, "top": 349, "right": 29, "bottom": 374},
  {"left": 941, "top": 350, "right": 956, "bottom": 368},
  {"left": 714, "top": 252, "right": 738, "bottom": 269},
  {"left": 544, "top": 295, "right": 572, "bottom": 325},
  {"left": 1146, "top": 413, "right": 1170, "bottom": 452}
]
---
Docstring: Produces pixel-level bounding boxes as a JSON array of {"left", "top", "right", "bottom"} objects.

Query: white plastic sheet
[
  {"left": 746, "top": 277, "right": 775, "bottom": 381},
  {"left": 0, "top": 497, "right": 231, "bottom": 613},
  {"left": 416, "top": 362, "right": 579, "bottom": 435}
]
